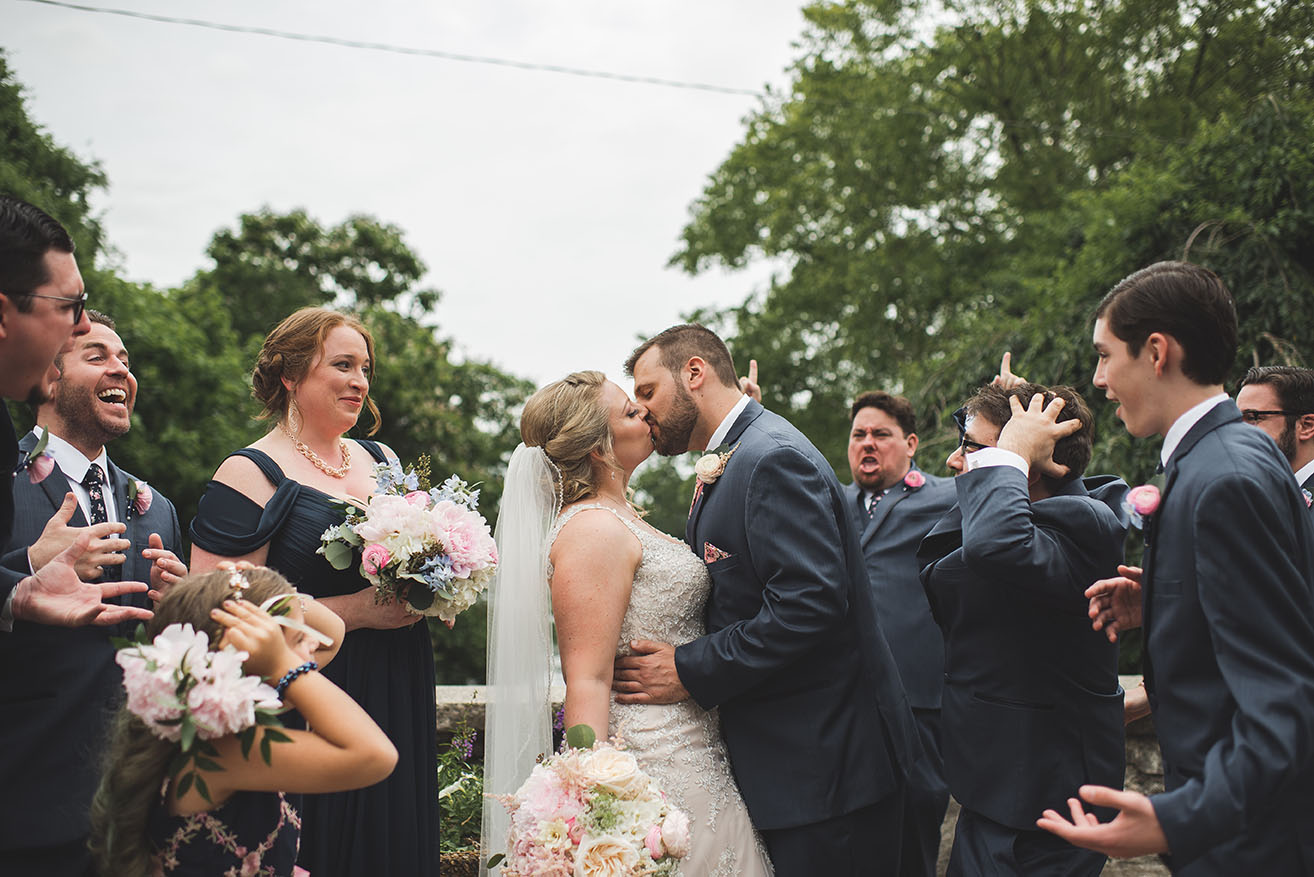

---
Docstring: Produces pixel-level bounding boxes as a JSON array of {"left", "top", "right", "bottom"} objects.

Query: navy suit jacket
[
  {"left": 0, "top": 432, "right": 181, "bottom": 848},
  {"left": 918, "top": 467, "right": 1128, "bottom": 831},
  {"left": 674, "top": 399, "right": 921, "bottom": 831},
  {"left": 1141, "top": 400, "right": 1314, "bottom": 873},
  {"left": 843, "top": 468, "right": 955, "bottom": 710}
]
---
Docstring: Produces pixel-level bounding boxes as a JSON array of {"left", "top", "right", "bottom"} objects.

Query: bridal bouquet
[
  {"left": 490, "top": 726, "right": 691, "bottom": 876},
  {"left": 318, "top": 458, "right": 498, "bottom": 624}
]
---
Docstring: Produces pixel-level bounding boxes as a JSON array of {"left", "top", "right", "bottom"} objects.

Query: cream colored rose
[
  {"left": 583, "top": 747, "right": 647, "bottom": 798},
  {"left": 694, "top": 453, "right": 724, "bottom": 484},
  {"left": 660, "top": 809, "right": 691, "bottom": 858},
  {"left": 574, "top": 835, "right": 639, "bottom": 877}
]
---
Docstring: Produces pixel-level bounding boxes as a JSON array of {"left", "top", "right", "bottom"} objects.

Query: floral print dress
[{"left": 149, "top": 789, "right": 301, "bottom": 876}]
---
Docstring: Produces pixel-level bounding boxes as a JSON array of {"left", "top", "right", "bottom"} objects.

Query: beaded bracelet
[{"left": 274, "top": 660, "right": 318, "bottom": 698}]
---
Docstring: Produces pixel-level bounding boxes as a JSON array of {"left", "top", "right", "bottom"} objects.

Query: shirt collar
[
  {"left": 705, "top": 394, "right": 750, "bottom": 451},
  {"left": 1161, "top": 393, "right": 1230, "bottom": 468},
  {"left": 32, "top": 428, "right": 109, "bottom": 485},
  {"left": 1294, "top": 458, "right": 1314, "bottom": 488}
]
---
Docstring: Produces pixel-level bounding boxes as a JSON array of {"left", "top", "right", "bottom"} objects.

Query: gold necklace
[{"left": 280, "top": 423, "right": 352, "bottom": 478}]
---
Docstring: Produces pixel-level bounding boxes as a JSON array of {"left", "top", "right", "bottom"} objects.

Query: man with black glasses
[
  {"left": 0, "top": 194, "right": 150, "bottom": 630},
  {"left": 918, "top": 382, "right": 1129, "bottom": 876},
  {"left": 1236, "top": 366, "right": 1314, "bottom": 505}
]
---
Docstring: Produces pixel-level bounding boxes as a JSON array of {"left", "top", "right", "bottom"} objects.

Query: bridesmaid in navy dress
[{"left": 190, "top": 308, "right": 441, "bottom": 876}]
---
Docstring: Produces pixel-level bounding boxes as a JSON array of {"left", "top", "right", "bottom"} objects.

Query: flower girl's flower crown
[{"left": 112, "top": 568, "right": 314, "bottom": 803}]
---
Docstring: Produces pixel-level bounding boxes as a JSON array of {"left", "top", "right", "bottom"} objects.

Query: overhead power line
[{"left": 15, "top": 0, "right": 768, "bottom": 98}]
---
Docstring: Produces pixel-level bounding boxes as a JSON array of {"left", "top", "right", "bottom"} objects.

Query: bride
[{"left": 481, "top": 370, "right": 772, "bottom": 876}]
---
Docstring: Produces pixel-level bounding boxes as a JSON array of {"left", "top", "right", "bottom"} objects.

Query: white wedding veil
[{"left": 479, "top": 443, "right": 562, "bottom": 874}]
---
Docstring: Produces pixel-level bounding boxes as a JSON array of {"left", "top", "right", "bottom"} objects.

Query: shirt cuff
[
  {"left": 1, "top": 586, "right": 15, "bottom": 633},
  {"left": 965, "top": 446, "right": 1029, "bottom": 475}
]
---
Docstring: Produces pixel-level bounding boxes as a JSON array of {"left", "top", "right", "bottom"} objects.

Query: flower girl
[{"left": 89, "top": 564, "right": 397, "bottom": 876}]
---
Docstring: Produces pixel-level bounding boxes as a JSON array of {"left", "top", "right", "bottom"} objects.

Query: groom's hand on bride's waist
[{"left": 613, "top": 640, "right": 690, "bottom": 705}]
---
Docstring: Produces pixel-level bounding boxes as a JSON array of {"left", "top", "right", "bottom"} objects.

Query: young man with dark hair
[
  {"left": 844, "top": 389, "right": 955, "bottom": 877},
  {"left": 1039, "top": 261, "right": 1314, "bottom": 873},
  {"left": 918, "top": 382, "right": 1128, "bottom": 876}
]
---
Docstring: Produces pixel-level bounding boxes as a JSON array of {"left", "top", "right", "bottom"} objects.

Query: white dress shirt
[{"left": 705, "top": 394, "right": 751, "bottom": 452}]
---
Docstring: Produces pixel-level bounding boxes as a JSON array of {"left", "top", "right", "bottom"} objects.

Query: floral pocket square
[{"left": 703, "top": 542, "right": 732, "bottom": 564}]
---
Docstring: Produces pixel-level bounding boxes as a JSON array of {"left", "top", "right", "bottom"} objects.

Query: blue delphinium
[{"left": 429, "top": 474, "right": 480, "bottom": 511}]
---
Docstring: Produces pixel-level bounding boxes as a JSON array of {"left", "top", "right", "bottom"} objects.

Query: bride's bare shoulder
[{"left": 550, "top": 504, "right": 641, "bottom": 565}]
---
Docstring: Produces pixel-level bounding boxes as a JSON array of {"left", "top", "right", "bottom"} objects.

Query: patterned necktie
[
  {"left": 83, "top": 464, "right": 122, "bottom": 581},
  {"left": 83, "top": 463, "right": 109, "bottom": 525}
]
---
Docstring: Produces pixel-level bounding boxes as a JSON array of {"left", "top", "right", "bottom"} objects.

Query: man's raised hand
[{"left": 11, "top": 530, "right": 151, "bottom": 628}]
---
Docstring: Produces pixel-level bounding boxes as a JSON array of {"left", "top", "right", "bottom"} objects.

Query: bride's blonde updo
[{"left": 520, "top": 370, "right": 617, "bottom": 505}]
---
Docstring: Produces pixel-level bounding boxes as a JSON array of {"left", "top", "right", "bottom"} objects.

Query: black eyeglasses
[
  {"left": 21, "top": 291, "right": 87, "bottom": 325},
  {"left": 952, "top": 406, "right": 991, "bottom": 454},
  {"left": 1240, "top": 409, "right": 1309, "bottom": 424}
]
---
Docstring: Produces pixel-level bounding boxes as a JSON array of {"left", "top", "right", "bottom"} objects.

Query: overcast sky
[{"left": 4, "top": 0, "right": 803, "bottom": 391}]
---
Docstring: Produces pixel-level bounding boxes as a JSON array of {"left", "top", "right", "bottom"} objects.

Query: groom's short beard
[
  {"left": 651, "top": 384, "right": 699, "bottom": 455},
  {"left": 1277, "top": 419, "right": 1299, "bottom": 464}
]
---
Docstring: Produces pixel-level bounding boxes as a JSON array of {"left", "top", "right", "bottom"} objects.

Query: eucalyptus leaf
[
  {"left": 565, "top": 724, "right": 596, "bottom": 750},
  {"left": 323, "top": 540, "right": 355, "bottom": 571},
  {"left": 176, "top": 771, "right": 194, "bottom": 799},
  {"left": 179, "top": 717, "right": 196, "bottom": 751},
  {"left": 194, "top": 774, "right": 212, "bottom": 804},
  {"left": 487, "top": 853, "right": 505, "bottom": 869}
]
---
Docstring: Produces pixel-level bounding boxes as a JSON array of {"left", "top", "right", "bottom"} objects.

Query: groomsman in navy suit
[
  {"left": 614, "top": 324, "right": 922, "bottom": 876},
  {"left": 918, "top": 383, "right": 1128, "bottom": 876},
  {"left": 1038, "top": 262, "right": 1314, "bottom": 873},
  {"left": 0, "top": 194, "right": 148, "bottom": 628},
  {"left": 1236, "top": 366, "right": 1314, "bottom": 507},
  {"left": 842, "top": 391, "right": 955, "bottom": 877},
  {"left": 0, "top": 310, "right": 186, "bottom": 875}
]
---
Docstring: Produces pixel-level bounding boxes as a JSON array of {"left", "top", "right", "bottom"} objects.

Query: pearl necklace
[{"left": 280, "top": 423, "right": 352, "bottom": 478}]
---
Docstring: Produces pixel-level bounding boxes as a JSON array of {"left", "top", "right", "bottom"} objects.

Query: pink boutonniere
[
  {"left": 126, "top": 479, "right": 152, "bottom": 520},
  {"left": 903, "top": 469, "right": 925, "bottom": 489},
  {"left": 1304, "top": 488, "right": 1312, "bottom": 509},
  {"left": 15, "top": 427, "right": 53, "bottom": 483},
  {"left": 1123, "top": 475, "right": 1165, "bottom": 529}
]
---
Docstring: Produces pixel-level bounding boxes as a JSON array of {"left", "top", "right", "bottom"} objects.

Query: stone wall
[{"left": 438, "top": 677, "right": 1170, "bottom": 876}]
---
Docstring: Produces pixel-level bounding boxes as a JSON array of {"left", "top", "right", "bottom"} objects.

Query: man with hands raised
[{"left": 918, "top": 384, "right": 1129, "bottom": 876}]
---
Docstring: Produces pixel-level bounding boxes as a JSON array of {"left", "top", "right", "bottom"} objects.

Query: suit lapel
[
  {"left": 864, "top": 487, "right": 910, "bottom": 548},
  {"left": 685, "top": 400, "right": 764, "bottom": 549}
]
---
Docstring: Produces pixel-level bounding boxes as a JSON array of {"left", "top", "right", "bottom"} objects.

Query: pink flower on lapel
[
  {"left": 27, "top": 452, "right": 54, "bottom": 484},
  {"left": 126, "top": 480, "right": 152, "bottom": 520},
  {"left": 903, "top": 469, "right": 925, "bottom": 489},
  {"left": 1304, "top": 488, "right": 1312, "bottom": 508},
  {"left": 1123, "top": 476, "right": 1164, "bottom": 530}
]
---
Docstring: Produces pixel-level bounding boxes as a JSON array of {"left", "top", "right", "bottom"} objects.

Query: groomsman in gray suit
[
  {"left": 1236, "top": 366, "right": 1314, "bottom": 504},
  {"left": 0, "top": 310, "right": 186, "bottom": 876},
  {"left": 841, "top": 391, "right": 955, "bottom": 877},
  {"left": 1039, "top": 262, "right": 1314, "bottom": 873}
]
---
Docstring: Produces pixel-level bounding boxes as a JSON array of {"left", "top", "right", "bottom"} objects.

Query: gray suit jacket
[
  {"left": 844, "top": 467, "right": 955, "bottom": 710},
  {"left": 674, "top": 400, "right": 921, "bottom": 831},
  {"left": 1143, "top": 400, "right": 1314, "bottom": 873},
  {"left": 0, "top": 433, "right": 181, "bottom": 848}
]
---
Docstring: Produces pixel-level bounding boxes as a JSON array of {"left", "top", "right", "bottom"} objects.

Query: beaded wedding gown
[{"left": 550, "top": 505, "right": 774, "bottom": 877}]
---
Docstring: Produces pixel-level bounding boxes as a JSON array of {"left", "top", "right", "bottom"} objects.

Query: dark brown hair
[
  {"left": 0, "top": 195, "right": 75, "bottom": 312},
  {"left": 251, "top": 307, "right": 380, "bottom": 434},
  {"left": 1240, "top": 366, "right": 1314, "bottom": 416},
  {"left": 624, "top": 324, "right": 738, "bottom": 388},
  {"left": 1096, "top": 261, "right": 1237, "bottom": 386},
  {"left": 851, "top": 391, "right": 917, "bottom": 437},
  {"left": 965, "top": 382, "right": 1094, "bottom": 483}
]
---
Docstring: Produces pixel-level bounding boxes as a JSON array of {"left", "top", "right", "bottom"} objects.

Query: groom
[{"left": 614, "top": 324, "right": 921, "bottom": 875}]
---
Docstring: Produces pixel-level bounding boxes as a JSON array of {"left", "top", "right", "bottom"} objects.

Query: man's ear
[
  {"left": 905, "top": 432, "right": 919, "bottom": 457},
  {"left": 685, "top": 357, "right": 708, "bottom": 391},
  {"left": 1145, "top": 332, "right": 1175, "bottom": 377},
  {"left": 1296, "top": 413, "right": 1314, "bottom": 443}
]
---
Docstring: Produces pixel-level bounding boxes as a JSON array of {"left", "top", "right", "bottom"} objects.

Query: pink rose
[
  {"left": 28, "top": 452, "right": 54, "bottom": 484},
  {"left": 1127, "top": 484, "right": 1161, "bottom": 517},
  {"left": 134, "top": 482, "right": 153, "bottom": 514},
  {"left": 361, "top": 543, "right": 391, "bottom": 576},
  {"left": 566, "top": 816, "right": 583, "bottom": 845},
  {"left": 644, "top": 824, "right": 665, "bottom": 859},
  {"left": 404, "top": 490, "right": 429, "bottom": 506},
  {"left": 903, "top": 469, "right": 925, "bottom": 489}
]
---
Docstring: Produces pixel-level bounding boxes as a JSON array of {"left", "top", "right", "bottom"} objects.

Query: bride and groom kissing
[{"left": 483, "top": 324, "right": 921, "bottom": 876}]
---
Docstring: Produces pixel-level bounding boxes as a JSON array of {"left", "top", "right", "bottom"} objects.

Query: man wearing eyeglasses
[
  {"left": 0, "top": 194, "right": 151, "bottom": 632},
  {"left": 1236, "top": 366, "right": 1314, "bottom": 506},
  {"left": 917, "top": 382, "right": 1129, "bottom": 876}
]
